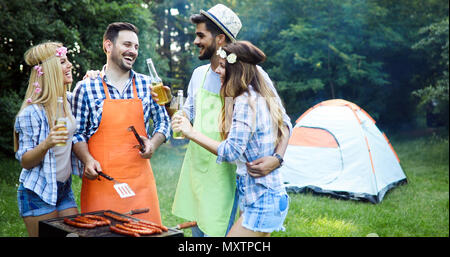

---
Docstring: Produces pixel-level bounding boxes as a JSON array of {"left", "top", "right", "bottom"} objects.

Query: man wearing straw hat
[{"left": 170, "top": 4, "right": 292, "bottom": 237}]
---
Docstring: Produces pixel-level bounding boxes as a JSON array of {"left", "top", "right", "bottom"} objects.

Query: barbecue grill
[{"left": 38, "top": 210, "right": 183, "bottom": 237}]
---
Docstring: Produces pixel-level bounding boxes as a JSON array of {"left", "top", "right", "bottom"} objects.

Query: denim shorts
[
  {"left": 17, "top": 178, "right": 78, "bottom": 217},
  {"left": 237, "top": 177, "right": 289, "bottom": 233}
]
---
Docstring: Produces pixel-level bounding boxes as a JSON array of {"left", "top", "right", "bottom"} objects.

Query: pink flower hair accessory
[
  {"left": 27, "top": 71, "right": 42, "bottom": 104},
  {"left": 56, "top": 46, "right": 67, "bottom": 57},
  {"left": 34, "top": 65, "right": 44, "bottom": 77}
]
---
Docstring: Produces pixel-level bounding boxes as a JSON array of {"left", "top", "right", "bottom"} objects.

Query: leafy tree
[
  {"left": 234, "top": 0, "right": 449, "bottom": 129},
  {"left": 373, "top": 0, "right": 449, "bottom": 129},
  {"left": 148, "top": 0, "right": 197, "bottom": 92},
  {"left": 412, "top": 18, "right": 449, "bottom": 127},
  {"left": 0, "top": 0, "right": 157, "bottom": 155},
  {"left": 237, "top": 0, "right": 393, "bottom": 119},
  {"left": 1, "top": 0, "right": 449, "bottom": 157}
]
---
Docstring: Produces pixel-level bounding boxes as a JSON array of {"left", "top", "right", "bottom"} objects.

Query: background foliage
[{"left": 0, "top": 0, "right": 448, "bottom": 156}]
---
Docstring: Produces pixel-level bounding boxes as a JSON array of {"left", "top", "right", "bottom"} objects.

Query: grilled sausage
[
  {"left": 110, "top": 225, "right": 140, "bottom": 237},
  {"left": 129, "top": 222, "right": 163, "bottom": 233},
  {"left": 74, "top": 216, "right": 99, "bottom": 225},
  {"left": 83, "top": 214, "right": 111, "bottom": 225},
  {"left": 138, "top": 220, "right": 168, "bottom": 232},
  {"left": 116, "top": 223, "right": 157, "bottom": 235},
  {"left": 123, "top": 222, "right": 159, "bottom": 234},
  {"left": 64, "top": 218, "right": 96, "bottom": 228},
  {"left": 73, "top": 216, "right": 108, "bottom": 226}
]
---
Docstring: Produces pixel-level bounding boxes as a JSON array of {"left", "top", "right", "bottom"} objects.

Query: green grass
[
  {"left": 0, "top": 158, "right": 28, "bottom": 237},
  {"left": 0, "top": 132, "right": 448, "bottom": 237},
  {"left": 273, "top": 132, "right": 449, "bottom": 237}
]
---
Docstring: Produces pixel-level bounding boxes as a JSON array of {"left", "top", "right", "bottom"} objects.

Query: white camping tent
[{"left": 280, "top": 99, "right": 407, "bottom": 203}]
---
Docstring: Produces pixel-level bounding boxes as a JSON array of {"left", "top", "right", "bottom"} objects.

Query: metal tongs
[{"left": 128, "top": 125, "right": 145, "bottom": 153}]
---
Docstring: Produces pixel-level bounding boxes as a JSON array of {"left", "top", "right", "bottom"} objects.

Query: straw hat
[{"left": 200, "top": 4, "right": 242, "bottom": 42}]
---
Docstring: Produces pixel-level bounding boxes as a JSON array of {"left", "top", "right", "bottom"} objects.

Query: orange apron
[{"left": 80, "top": 78, "right": 161, "bottom": 224}]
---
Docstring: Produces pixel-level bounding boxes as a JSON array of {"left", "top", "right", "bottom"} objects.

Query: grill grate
[{"left": 38, "top": 210, "right": 183, "bottom": 237}]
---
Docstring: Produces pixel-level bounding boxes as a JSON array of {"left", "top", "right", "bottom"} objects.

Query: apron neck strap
[
  {"left": 201, "top": 65, "right": 211, "bottom": 90},
  {"left": 101, "top": 77, "right": 137, "bottom": 99}
]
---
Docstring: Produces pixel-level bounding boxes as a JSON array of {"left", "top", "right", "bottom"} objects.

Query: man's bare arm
[{"left": 73, "top": 142, "right": 102, "bottom": 180}]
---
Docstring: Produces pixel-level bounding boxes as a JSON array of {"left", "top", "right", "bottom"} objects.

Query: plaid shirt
[
  {"left": 216, "top": 86, "right": 289, "bottom": 205},
  {"left": 14, "top": 98, "right": 82, "bottom": 206},
  {"left": 72, "top": 67, "right": 171, "bottom": 144}
]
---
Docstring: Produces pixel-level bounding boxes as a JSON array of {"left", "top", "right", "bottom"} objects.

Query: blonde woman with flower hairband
[{"left": 13, "top": 41, "right": 81, "bottom": 237}]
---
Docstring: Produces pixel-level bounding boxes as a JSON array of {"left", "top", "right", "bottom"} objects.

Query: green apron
[{"left": 172, "top": 66, "right": 236, "bottom": 236}]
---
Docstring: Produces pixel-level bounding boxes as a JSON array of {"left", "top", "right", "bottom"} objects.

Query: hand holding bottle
[
  {"left": 172, "top": 90, "right": 185, "bottom": 139},
  {"left": 43, "top": 124, "right": 69, "bottom": 150},
  {"left": 172, "top": 114, "right": 193, "bottom": 139},
  {"left": 150, "top": 85, "right": 172, "bottom": 104}
]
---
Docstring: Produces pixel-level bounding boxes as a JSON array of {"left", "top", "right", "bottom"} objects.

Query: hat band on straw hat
[{"left": 205, "top": 11, "right": 236, "bottom": 40}]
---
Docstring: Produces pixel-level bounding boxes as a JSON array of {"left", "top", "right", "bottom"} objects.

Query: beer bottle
[
  {"left": 172, "top": 90, "right": 185, "bottom": 139},
  {"left": 55, "top": 96, "right": 67, "bottom": 146},
  {"left": 146, "top": 58, "right": 169, "bottom": 105}
]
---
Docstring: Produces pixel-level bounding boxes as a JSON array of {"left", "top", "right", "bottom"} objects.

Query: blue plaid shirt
[
  {"left": 72, "top": 67, "right": 171, "bottom": 144},
  {"left": 216, "top": 86, "right": 290, "bottom": 205},
  {"left": 14, "top": 97, "right": 82, "bottom": 206}
]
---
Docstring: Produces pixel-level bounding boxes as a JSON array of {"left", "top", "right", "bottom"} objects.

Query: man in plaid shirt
[
  {"left": 72, "top": 68, "right": 171, "bottom": 151},
  {"left": 71, "top": 22, "right": 170, "bottom": 221}
]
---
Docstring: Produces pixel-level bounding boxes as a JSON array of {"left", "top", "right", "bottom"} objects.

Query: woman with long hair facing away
[
  {"left": 14, "top": 42, "right": 81, "bottom": 237},
  {"left": 172, "top": 41, "right": 289, "bottom": 237}
]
